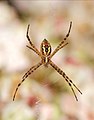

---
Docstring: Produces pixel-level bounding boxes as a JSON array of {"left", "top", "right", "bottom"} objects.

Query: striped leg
[
  {"left": 50, "top": 43, "right": 68, "bottom": 58},
  {"left": 26, "top": 24, "right": 41, "bottom": 56},
  {"left": 50, "top": 21, "right": 72, "bottom": 58},
  {"left": 13, "top": 61, "right": 42, "bottom": 101},
  {"left": 49, "top": 60, "right": 82, "bottom": 101}
]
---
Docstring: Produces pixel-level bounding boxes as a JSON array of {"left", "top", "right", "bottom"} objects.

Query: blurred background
[{"left": 0, "top": 1, "right": 94, "bottom": 120}]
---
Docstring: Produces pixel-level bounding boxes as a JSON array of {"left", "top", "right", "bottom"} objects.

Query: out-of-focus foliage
[{"left": 0, "top": 1, "right": 94, "bottom": 120}]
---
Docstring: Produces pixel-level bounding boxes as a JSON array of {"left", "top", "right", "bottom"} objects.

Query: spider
[{"left": 13, "top": 21, "right": 82, "bottom": 101}]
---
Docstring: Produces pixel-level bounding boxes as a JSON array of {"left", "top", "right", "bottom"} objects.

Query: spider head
[{"left": 41, "top": 39, "right": 51, "bottom": 56}]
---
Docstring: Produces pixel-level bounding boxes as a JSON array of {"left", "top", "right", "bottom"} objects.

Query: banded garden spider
[{"left": 13, "top": 21, "right": 82, "bottom": 101}]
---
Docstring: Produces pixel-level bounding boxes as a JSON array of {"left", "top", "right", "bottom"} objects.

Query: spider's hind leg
[
  {"left": 50, "top": 21, "right": 72, "bottom": 58},
  {"left": 26, "top": 24, "right": 41, "bottom": 56},
  {"left": 64, "top": 21, "right": 72, "bottom": 41}
]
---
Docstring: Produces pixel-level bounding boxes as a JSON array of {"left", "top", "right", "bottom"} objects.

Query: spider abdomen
[{"left": 41, "top": 39, "right": 51, "bottom": 56}]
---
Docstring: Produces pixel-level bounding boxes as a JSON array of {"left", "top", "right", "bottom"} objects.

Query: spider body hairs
[{"left": 13, "top": 21, "right": 82, "bottom": 101}]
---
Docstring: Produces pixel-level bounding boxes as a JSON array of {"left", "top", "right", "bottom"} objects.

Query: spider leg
[
  {"left": 50, "top": 21, "right": 72, "bottom": 58},
  {"left": 49, "top": 60, "right": 82, "bottom": 101},
  {"left": 50, "top": 43, "right": 68, "bottom": 58},
  {"left": 64, "top": 21, "right": 72, "bottom": 41},
  {"left": 26, "top": 24, "right": 41, "bottom": 56},
  {"left": 26, "top": 45, "right": 36, "bottom": 52},
  {"left": 13, "top": 61, "right": 42, "bottom": 101},
  {"left": 26, "top": 45, "right": 41, "bottom": 56}
]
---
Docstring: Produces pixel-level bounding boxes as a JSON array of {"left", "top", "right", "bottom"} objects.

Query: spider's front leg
[
  {"left": 50, "top": 21, "right": 72, "bottom": 58},
  {"left": 13, "top": 61, "right": 42, "bottom": 101},
  {"left": 49, "top": 60, "right": 82, "bottom": 101},
  {"left": 26, "top": 24, "right": 41, "bottom": 56}
]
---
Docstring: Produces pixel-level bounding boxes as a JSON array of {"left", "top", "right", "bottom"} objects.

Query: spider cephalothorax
[{"left": 13, "top": 21, "right": 82, "bottom": 101}]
